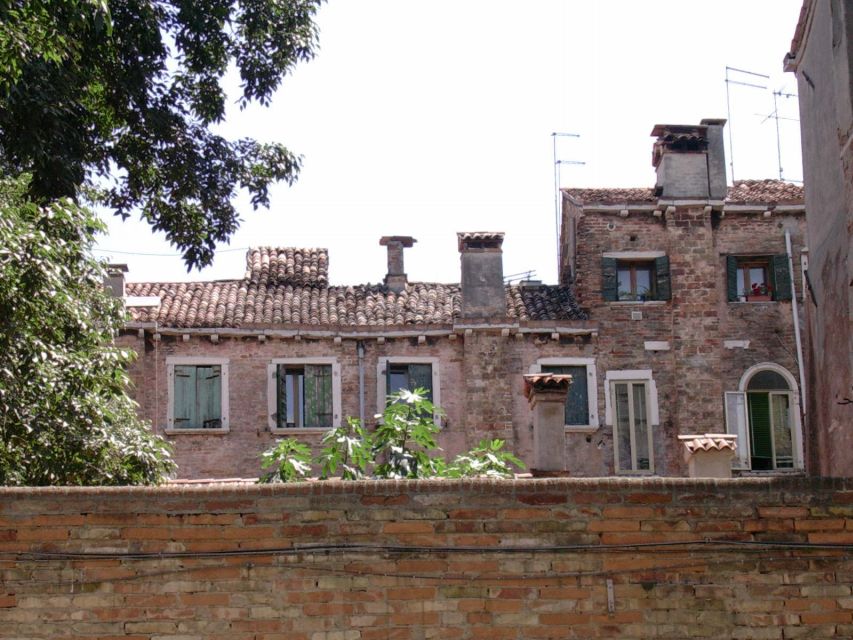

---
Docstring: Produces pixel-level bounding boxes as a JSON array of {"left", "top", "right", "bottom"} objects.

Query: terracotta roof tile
[
  {"left": 678, "top": 433, "right": 738, "bottom": 453},
  {"left": 563, "top": 179, "right": 803, "bottom": 205},
  {"left": 245, "top": 247, "right": 328, "bottom": 286},
  {"left": 126, "top": 258, "right": 586, "bottom": 329}
]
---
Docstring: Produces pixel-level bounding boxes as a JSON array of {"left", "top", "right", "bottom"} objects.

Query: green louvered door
[{"left": 748, "top": 393, "right": 773, "bottom": 470}]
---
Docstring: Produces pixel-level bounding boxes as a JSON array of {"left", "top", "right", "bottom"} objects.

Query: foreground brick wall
[{"left": 1, "top": 477, "right": 853, "bottom": 639}]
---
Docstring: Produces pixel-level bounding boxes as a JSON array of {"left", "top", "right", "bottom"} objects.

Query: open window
[
  {"left": 726, "top": 255, "right": 792, "bottom": 302},
  {"left": 376, "top": 357, "right": 441, "bottom": 414},
  {"left": 725, "top": 364, "right": 803, "bottom": 470},
  {"left": 602, "top": 254, "right": 670, "bottom": 302},
  {"left": 267, "top": 358, "right": 342, "bottom": 431},
  {"left": 167, "top": 357, "right": 229, "bottom": 432}
]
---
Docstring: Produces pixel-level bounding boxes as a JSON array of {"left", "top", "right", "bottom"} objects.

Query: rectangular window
[
  {"left": 387, "top": 363, "right": 433, "bottom": 401},
  {"left": 275, "top": 364, "right": 333, "bottom": 429},
  {"left": 602, "top": 255, "right": 670, "bottom": 302},
  {"left": 726, "top": 255, "right": 792, "bottom": 302},
  {"left": 541, "top": 365, "right": 590, "bottom": 426},
  {"left": 611, "top": 381, "right": 653, "bottom": 473},
  {"left": 170, "top": 362, "right": 227, "bottom": 430}
]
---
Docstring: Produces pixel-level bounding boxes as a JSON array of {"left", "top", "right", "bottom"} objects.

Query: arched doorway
[{"left": 725, "top": 363, "right": 803, "bottom": 471}]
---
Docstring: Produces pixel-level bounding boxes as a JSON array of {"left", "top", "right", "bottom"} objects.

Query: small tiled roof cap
[
  {"left": 457, "top": 231, "right": 505, "bottom": 251},
  {"left": 563, "top": 179, "right": 803, "bottom": 205},
  {"left": 126, "top": 263, "right": 587, "bottom": 329},
  {"left": 677, "top": 433, "right": 738, "bottom": 453},
  {"left": 245, "top": 247, "right": 328, "bottom": 286},
  {"left": 522, "top": 373, "right": 573, "bottom": 399}
]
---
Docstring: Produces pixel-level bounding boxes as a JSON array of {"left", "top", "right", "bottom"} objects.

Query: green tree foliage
[
  {"left": 259, "top": 389, "right": 526, "bottom": 482},
  {"left": 0, "top": 176, "right": 175, "bottom": 485},
  {"left": 0, "top": 0, "right": 323, "bottom": 269}
]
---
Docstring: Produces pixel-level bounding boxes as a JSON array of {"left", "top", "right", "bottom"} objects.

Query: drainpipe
[
  {"left": 785, "top": 230, "right": 807, "bottom": 462},
  {"left": 357, "top": 340, "right": 366, "bottom": 426}
]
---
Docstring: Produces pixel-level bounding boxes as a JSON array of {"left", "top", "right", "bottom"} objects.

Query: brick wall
[{"left": 2, "top": 478, "right": 853, "bottom": 639}]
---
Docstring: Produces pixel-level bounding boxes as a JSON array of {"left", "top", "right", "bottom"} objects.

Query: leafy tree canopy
[
  {"left": 0, "top": 175, "right": 175, "bottom": 485},
  {"left": 0, "top": 0, "right": 323, "bottom": 269}
]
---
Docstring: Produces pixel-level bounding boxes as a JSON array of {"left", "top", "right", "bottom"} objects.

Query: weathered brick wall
[
  {"left": 790, "top": 0, "right": 853, "bottom": 477},
  {"left": 1, "top": 478, "right": 853, "bottom": 639}
]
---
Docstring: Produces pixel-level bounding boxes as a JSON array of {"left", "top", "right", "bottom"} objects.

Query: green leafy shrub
[
  {"left": 260, "top": 438, "right": 312, "bottom": 483},
  {"left": 258, "top": 388, "right": 525, "bottom": 483}
]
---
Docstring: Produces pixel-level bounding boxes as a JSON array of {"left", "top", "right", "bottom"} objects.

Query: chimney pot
[
  {"left": 104, "top": 263, "right": 128, "bottom": 298},
  {"left": 457, "top": 232, "right": 506, "bottom": 319},
  {"left": 650, "top": 119, "right": 727, "bottom": 200},
  {"left": 380, "top": 236, "right": 416, "bottom": 293}
]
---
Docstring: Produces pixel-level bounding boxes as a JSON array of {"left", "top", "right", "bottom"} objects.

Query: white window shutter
[{"left": 725, "top": 391, "right": 750, "bottom": 469}]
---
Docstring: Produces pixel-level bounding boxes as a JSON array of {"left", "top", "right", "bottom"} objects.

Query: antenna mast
[{"left": 551, "top": 132, "right": 584, "bottom": 281}]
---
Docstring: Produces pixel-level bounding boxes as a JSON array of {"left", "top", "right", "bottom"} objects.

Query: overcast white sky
[{"left": 96, "top": 0, "right": 805, "bottom": 286}]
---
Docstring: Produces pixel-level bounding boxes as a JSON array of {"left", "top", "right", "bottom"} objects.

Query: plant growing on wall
[{"left": 259, "top": 389, "right": 525, "bottom": 482}]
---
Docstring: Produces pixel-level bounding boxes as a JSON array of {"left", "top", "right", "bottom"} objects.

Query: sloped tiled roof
[
  {"left": 126, "top": 262, "right": 586, "bottom": 329},
  {"left": 564, "top": 179, "right": 803, "bottom": 206},
  {"left": 245, "top": 247, "right": 328, "bottom": 286}
]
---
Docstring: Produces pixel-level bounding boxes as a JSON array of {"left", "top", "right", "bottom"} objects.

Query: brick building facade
[
  {"left": 121, "top": 120, "right": 808, "bottom": 480},
  {"left": 784, "top": 0, "right": 853, "bottom": 477}
]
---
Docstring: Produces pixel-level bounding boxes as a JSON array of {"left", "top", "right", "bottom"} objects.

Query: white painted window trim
[
  {"left": 603, "top": 250, "right": 666, "bottom": 260},
  {"left": 735, "top": 362, "right": 804, "bottom": 470},
  {"left": 267, "top": 357, "right": 342, "bottom": 432},
  {"left": 166, "top": 356, "right": 230, "bottom": 434},
  {"left": 376, "top": 356, "right": 441, "bottom": 419},
  {"left": 605, "top": 370, "right": 659, "bottom": 476},
  {"left": 529, "top": 357, "right": 599, "bottom": 432},
  {"left": 603, "top": 370, "right": 660, "bottom": 427}
]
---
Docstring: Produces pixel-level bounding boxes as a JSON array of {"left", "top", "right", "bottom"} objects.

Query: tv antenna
[
  {"left": 758, "top": 89, "right": 800, "bottom": 181},
  {"left": 725, "top": 66, "right": 768, "bottom": 182},
  {"left": 552, "top": 132, "right": 584, "bottom": 279}
]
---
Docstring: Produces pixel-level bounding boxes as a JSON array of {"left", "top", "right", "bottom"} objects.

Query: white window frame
[
  {"left": 529, "top": 357, "right": 599, "bottom": 432},
  {"left": 725, "top": 362, "right": 804, "bottom": 471},
  {"left": 377, "top": 356, "right": 441, "bottom": 417},
  {"left": 605, "top": 370, "right": 659, "bottom": 475},
  {"left": 604, "top": 370, "right": 660, "bottom": 427},
  {"left": 166, "top": 356, "right": 230, "bottom": 433},
  {"left": 267, "top": 357, "right": 342, "bottom": 432}
]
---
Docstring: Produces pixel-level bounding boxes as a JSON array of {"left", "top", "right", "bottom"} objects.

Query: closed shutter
[
  {"left": 601, "top": 257, "right": 618, "bottom": 302},
  {"left": 748, "top": 393, "right": 773, "bottom": 470},
  {"left": 654, "top": 255, "right": 671, "bottom": 301},
  {"left": 276, "top": 364, "right": 287, "bottom": 428},
  {"left": 197, "top": 366, "right": 221, "bottom": 428},
  {"left": 408, "top": 364, "right": 433, "bottom": 401},
  {"left": 724, "top": 391, "right": 750, "bottom": 469},
  {"left": 726, "top": 255, "right": 739, "bottom": 302},
  {"left": 771, "top": 254, "right": 792, "bottom": 301},
  {"left": 304, "top": 365, "right": 333, "bottom": 428},
  {"left": 173, "top": 365, "right": 196, "bottom": 428}
]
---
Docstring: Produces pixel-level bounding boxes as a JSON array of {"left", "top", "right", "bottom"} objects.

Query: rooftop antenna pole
[
  {"left": 551, "top": 132, "right": 583, "bottom": 281},
  {"left": 725, "top": 66, "right": 769, "bottom": 183},
  {"left": 773, "top": 90, "right": 782, "bottom": 180}
]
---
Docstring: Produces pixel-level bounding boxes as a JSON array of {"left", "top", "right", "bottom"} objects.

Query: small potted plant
[{"left": 748, "top": 282, "right": 773, "bottom": 302}]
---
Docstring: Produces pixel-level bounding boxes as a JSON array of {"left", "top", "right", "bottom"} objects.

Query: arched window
[{"left": 725, "top": 364, "right": 803, "bottom": 471}]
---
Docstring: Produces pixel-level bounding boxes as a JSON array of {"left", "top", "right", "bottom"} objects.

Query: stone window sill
[
  {"left": 165, "top": 427, "right": 230, "bottom": 435},
  {"left": 565, "top": 424, "right": 600, "bottom": 434},
  {"left": 608, "top": 300, "right": 668, "bottom": 306}
]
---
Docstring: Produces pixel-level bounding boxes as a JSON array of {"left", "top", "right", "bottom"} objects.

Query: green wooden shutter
[
  {"left": 771, "top": 254, "right": 792, "bottom": 301},
  {"left": 276, "top": 364, "right": 286, "bottom": 428},
  {"left": 304, "top": 365, "right": 333, "bottom": 428},
  {"left": 173, "top": 365, "right": 196, "bottom": 428},
  {"left": 197, "top": 366, "right": 221, "bottom": 428},
  {"left": 726, "top": 255, "right": 738, "bottom": 302},
  {"left": 601, "top": 257, "right": 618, "bottom": 302},
  {"left": 654, "top": 255, "right": 671, "bottom": 301},
  {"left": 408, "top": 364, "right": 433, "bottom": 401},
  {"left": 748, "top": 393, "right": 773, "bottom": 470}
]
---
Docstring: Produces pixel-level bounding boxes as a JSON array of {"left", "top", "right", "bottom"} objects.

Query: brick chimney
[
  {"left": 104, "top": 263, "right": 128, "bottom": 298},
  {"left": 651, "top": 118, "right": 727, "bottom": 200},
  {"left": 457, "top": 232, "right": 506, "bottom": 319},
  {"left": 380, "top": 236, "right": 416, "bottom": 293}
]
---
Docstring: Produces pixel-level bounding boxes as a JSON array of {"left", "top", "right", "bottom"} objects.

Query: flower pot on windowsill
[{"left": 747, "top": 294, "right": 772, "bottom": 302}]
